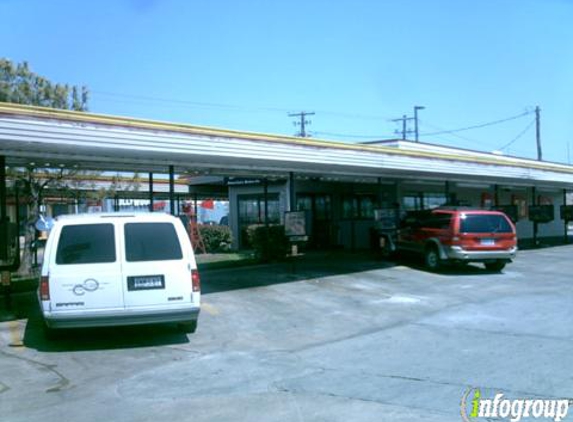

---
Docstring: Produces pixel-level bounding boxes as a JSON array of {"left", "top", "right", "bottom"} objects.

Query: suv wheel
[
  {"left": 484, "top": 261, "right": 506, "bottom": 272},
  {"left": 424, "top": 246, "right": 441, "bottom": 271}
]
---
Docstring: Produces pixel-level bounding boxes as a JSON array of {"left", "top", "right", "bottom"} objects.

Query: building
[{"left": 1, "top": 103, "right": 572, "bottom": 258}]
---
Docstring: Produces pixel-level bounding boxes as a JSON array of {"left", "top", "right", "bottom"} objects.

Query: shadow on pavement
[
  {"left": 1, "top": 291, "right": 190, "bottom": 352},
  {"left": 23, "top": 317, "right": 191, "bottom": 353},
  {"left": 1, "top": 250, "right": 506, "bottom": 352},
  {"left": 201, "top": 251, "right": 399, "bottom": 294},
  {"left": 200, "top": 250, "right": 509, "bottom": 295},
  {"left": 390, "top": 254, "right": 508, "bottom": 276}
]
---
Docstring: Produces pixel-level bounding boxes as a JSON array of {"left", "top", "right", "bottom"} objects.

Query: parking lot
[{"left": 1, "top": 246, "right": 573, "bottom": 421}]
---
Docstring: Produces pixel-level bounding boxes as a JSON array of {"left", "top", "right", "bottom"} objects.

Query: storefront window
[
  {"left": 359, "top": 196, "right": 375, "bottom": 219},
  {"left": 238, "top": 194, "right": 280, "bottom": 225},
  {"left": 314, "top": 195, "right": 332, "bottom": 220},
  {"left": 403, "top": 193, "right": 446, "bottom": 211},
  {"left": 342, "top": 196, "right": 358, "bottom": 218},
  {"left": 424, "top": 193, "right": 447, "bottom": 209},
  {"left": 342, "top": 195, "right": 376, "bottom": 219},
  {"left": 297, "top": 194, "right": 331, "bottom": 221},
  {"left": 296, "top": 195, "right": 312, "bottom": 212}
]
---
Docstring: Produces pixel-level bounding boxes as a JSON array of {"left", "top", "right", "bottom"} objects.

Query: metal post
[
  {"left": 494, "top": 184, "right": 500, "bottom": 207},
  {"left": 0, "top": 156, "right": 6, "bottom": 261},
  {"left": 377, "top": 177, "right": 383, "bottom": 208},
  {"left": 350, "top": 184, "right": 356, "bottom": 252},
  {"left": 445, "top": 181, "right": 450, "bottom": 205},
  {"left": 263, "top": 178, "right": 269, "bottom": 228},
  {"left": 535, "top": 106, "right": 542, "bottom": 161},
  {"left": 563, "top": 189, "right": 568, "bottom": 244},
  {"left": 289, "top": 172, "right": 295, "bottom": 212},
  {"left": 193, "top": 193, "right": 198, "bottom": 218},
  {"left": 148, "top": 172, "right": 154, "bottom": 212},
  {"left": 169, "top": 165, "right": 175, "bottom": 215},
  {"left": 532, "top": 186, "right": 538, "bottom": 246},
  {"left": 414, "top": 106, "right": 425, "bottom": 143},
  {"left": 0, "top": 155, "right": 6, "bottom": 224}
]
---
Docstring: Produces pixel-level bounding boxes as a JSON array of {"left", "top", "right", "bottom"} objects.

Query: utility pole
[
  {"left": 414, "top": 105, "right": 425, "bottom": 143},
  {"left": 391, "top": 115, "right": 414, "bottom": 140},
  {"left": 535, "top": 106, "right": 542, "bottom": 161},
  {"left": 288, "top": 111, "right": 315, "bottom": 137}
]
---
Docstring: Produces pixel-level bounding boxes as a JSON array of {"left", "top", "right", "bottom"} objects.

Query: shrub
[
  {"left": 198, "top": 224, "right": 233, "bottom": 253},
  {"left": 246, "top": 224, "right": 289, "bottom": 262}
]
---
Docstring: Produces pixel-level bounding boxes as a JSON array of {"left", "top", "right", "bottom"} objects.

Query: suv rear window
[
  {"left": 125, "top": 222, "right": 183, "bottom": 262},
  {"left": 56, "top": 224, "right": 116, "bottom": 265},
  {"left": 459, "top": 214, "right": 513, "bottom": 233}
]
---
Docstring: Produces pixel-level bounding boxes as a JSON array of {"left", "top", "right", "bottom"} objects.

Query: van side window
[
  {"left": 56, "top": 224, "right": 116, "bottom": 265},
  {"left": 125, "top": 222, "right": 183, "bottom": 262}
]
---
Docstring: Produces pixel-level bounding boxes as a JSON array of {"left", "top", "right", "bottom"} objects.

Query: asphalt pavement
[{"left": 1, "top": 248, "right": 573, "bottom": 421}]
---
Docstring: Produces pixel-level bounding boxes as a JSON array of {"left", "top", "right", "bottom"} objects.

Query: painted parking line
[{"left": 201, "top": 302, "right": 220, "bottom": 316}]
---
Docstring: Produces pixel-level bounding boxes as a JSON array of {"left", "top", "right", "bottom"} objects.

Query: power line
[
  {"left": 420, "top": 111, "right": 533, "bottom": 136},
  {"left": 497, "top": 119, "right": 536, "bottom": 151},
  {"left": 92, "top": 90, "right": 392, "bottom": 121},
  {"left": 419, "top": 119, "right": 493, "bottom": 146},
  {"left": 422, "top": 119, "right": 533, "bottom": 157}
]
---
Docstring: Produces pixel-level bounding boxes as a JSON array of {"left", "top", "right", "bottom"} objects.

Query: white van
[{"left": 38, "top": 213, "right": 201, "bottom": 335}]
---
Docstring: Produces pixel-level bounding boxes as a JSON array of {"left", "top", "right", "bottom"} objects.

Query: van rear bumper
[{"left": 43, "top": 307, "right": 200, "bottom": 329}]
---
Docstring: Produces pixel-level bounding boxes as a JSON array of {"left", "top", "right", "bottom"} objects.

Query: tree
[
  {"left": 0, "top": 58, "right": 89, "bottom": 111},
  {"left": 10, "top": 166, "right": 71, "bottom": 275},
  {"left": 1, "top": 58, "right": 91, "bottom": 275}
]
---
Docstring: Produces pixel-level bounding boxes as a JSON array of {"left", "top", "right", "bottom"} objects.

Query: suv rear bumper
[
  {"left": 43, "top": 306, "right": 200, "bottom": 329},
  {"left": 444, "top": 246, "right": 517, "bottom": 262}
]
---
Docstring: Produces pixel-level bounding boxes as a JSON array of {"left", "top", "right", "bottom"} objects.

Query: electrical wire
[
  {"left": 420, "top": 111, "right": 533, "bottom": 136},
  {"left": 497, "top": 119, "right": 536, "bottom": 151},
  {"left": 91, "top": 90, "right": 393, "bottom": 121}
]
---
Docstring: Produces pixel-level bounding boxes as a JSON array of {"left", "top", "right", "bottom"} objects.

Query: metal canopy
[{"left": 1, "top": 103, "right": 573, "bottom": 189}]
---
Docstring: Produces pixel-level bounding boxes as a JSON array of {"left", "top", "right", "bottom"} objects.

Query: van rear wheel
[{"left": 178, "top": 321, "right": 197, "bottom": 334}]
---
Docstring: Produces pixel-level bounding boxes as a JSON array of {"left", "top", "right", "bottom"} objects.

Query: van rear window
[
  {"left": 56, "top": 224, "right": 116, "bottom": 265},
  {"left": 459, "top": 214, "right": 513, "bottom": 233},
  {"left": 125, "top": 222, "right": 183, "bottom": 262}
]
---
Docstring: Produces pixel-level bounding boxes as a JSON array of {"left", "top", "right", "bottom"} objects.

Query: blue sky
[{"left": 2, "top": 0, "right": 573, "bottom": 162}]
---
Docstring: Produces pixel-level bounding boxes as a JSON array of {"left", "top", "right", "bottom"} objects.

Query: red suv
[{"left": 394, "top": 208, "right": 517, "bottom": 271}]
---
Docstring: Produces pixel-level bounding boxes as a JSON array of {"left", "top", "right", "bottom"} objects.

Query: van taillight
[
  {"left": 191, "top": 270, "right": 201, "bottom": 292},
  {"left": 40, "top": 276, "right": 50, "bottom": 301}
]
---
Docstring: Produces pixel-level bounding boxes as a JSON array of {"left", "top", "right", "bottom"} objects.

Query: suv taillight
[
  {"left": 191, "top": 269, "right": 201, "bottom": 292},
  {"left": 40, "top": 276, "right": 50, "bottom": 301}
]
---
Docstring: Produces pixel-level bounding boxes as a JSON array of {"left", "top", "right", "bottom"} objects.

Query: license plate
[
  {"left": 127, "top": 275, "right": 165, "bottom": 291},
  {"left": 480, "top": 238, "right": 495, "bottom": 246}
]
